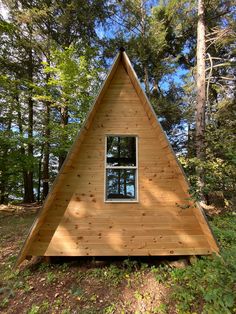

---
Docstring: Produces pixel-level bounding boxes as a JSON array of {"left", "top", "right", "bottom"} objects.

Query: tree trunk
[
  {"left": 144, "top": 65, "right": 150, "bottom": 96},
  {"left": 42, "top": 21, "right": 52, "bottom": 199},
  {"left": 0, "top": 111, "right": 12, "bottom": 204},
  {"left": 27, "top": 97, "right": 34, "bottom": 203},
  {"left": 42, "top": 72, "right": 51, "bottom": 200},
  {"left": 26, "top": 45, "right": 35, "bottom": 203},
  {"left": 42, "top": 101, "right": 50, "bottom": 199},
  {"left": 0, "top": 183, "right": 6, "bottom": 204},
  {"left": 187, "top": 122, "right": 191, "bottom": 158},
  {"left": 196, "top": 0, "right": 206, "bottom": 199},
  {"left": 58, "top": 106, "right": 69, "bottom": 170},
  {"left": 140, "top": 0, "right": 150, "bottom": 96},
  {"left": 37, "top": 145, "right": 44, "bottom": 202},
  {"left": 16, "top": 95, "right": 30, "bottom": 203}
]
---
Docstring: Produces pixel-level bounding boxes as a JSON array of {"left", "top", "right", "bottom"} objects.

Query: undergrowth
[{"left": 167, "top": 213, "right": 236, "bottom": 314}]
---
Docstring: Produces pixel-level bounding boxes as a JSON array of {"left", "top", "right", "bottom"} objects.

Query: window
[{"left": 105, "top": 136, "right": 138, "bottom": 201}]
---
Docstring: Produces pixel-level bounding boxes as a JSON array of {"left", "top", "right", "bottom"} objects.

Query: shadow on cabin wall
[{"left": 26, "top": 60, "right": 213, "bottom": 261}]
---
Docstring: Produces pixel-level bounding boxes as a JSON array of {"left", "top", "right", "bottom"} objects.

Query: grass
[{"left": 0, "top": 209, "right": 235, "bottom": 313}]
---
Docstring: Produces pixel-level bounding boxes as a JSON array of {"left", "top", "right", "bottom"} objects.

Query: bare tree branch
[
  {"left": 205, "top": 62, "right": 233, "bottom": 72},
  {"left": 206, "top": 53, "right": 213, "bottom": 110}
]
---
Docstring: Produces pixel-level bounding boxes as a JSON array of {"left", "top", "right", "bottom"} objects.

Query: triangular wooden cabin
[{"left": 17, "top": 50, "right": 218, "bottom": 266}]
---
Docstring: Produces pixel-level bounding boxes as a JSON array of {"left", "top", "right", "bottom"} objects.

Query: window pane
[
  {"left": 106, "top": 169, "right": 136, "bottom": 200},
  {"left": 107, "top": 136, "right": 136, "bottom": 167}
]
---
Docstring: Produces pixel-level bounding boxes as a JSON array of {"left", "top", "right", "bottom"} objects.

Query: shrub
[{"left": 168, "top": 214, "right": 236, "bottom": 314}]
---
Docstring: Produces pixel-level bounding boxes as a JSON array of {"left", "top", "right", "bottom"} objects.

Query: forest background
[
  {"left": 0, "top": 0, "right": 235, "bottom": 208},
  {"left": 0, "top": 1, "right": 236, "bottom": 313}
]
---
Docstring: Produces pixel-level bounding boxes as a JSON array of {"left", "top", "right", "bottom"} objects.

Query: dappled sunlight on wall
[{"left": 24, "top": 54, "right": 217, "bottom": 262}]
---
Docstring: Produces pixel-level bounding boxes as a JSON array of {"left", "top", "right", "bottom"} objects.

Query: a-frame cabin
[{"left": 17, "top": 50, "right": 218, "bottom": 266}]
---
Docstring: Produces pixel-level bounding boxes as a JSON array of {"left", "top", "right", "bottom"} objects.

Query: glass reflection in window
[{"left": 105, "top": 136, "right": 137, "bottom": 201}]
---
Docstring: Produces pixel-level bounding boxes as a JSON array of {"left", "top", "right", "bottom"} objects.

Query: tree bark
[
  {"left": 42, "top": 101, "right": 50, "bottom": 199},
  {"left": 16, "top": 95, "right": 30, "bottom": 203},
  {"left": 187, "top": 122, "right": 192, "bottom": 158},
  {"left": 26, "top": 44, "right": 35, "bottom": 203},
  {"left": 196, "top": 0, "right": 206, "bottom": 199},
  {"left": 58, "top": 105, "right": 69, "bottom": 170},
  {"left": 37, "top": 145, "right": 43, "bottom": 202},
  {"left": 42, "top": 72, "right": 51, "bottom": 200},
  {"left": 144, "top": 65, "right": 150, "bottom": 96},
  {"left": 0, "top": 111, "right": 12, "bottom": 204},
  {"left": 140, "top": 0, "right": 150, "bottom": 96},
  {"left": 42, "top": 19, "right": 53, "bottom": 200}
]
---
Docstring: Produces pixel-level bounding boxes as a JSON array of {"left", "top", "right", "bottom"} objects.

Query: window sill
[{"left": 105, "top": 200, "right": 139, "bottom": 203}]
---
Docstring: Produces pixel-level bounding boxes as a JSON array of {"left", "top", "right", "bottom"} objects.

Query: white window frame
[{"left": 104, "top": 135, "right": 139, "bottom": 203}]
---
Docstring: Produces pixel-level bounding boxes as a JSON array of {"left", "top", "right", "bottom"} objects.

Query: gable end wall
[{"left": 27, "top": 62, "right": 215, "bottom": 257}]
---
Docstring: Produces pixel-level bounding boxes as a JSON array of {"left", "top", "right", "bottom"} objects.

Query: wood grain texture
[{"left": 17, "top": 52, "right": 218, "bottom": 265}]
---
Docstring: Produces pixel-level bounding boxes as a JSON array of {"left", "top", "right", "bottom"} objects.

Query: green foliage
[
  {"left": 88, "top": 264, "right": 124, "bottom": 287},
  {"left": 87, "top": 259, "right": 140, "bottom": 287},
  {"left": 60, "top": 263, "right": 69, "bottom": 272},
  {"left": 170, "top": 252, "right": 236, "bottom": 313},
  {"left": 165, "top": 214, "right": 236, "bottom": 314},
  {"left": 103, "top": 303, "right": 116, "bottom": 314},
  {"left": 134, "top": 290, "right": 143, "bottom": 301},
  {"left": 151, "top": 264, "right": 171, "bottom": 283},
  {"left": 0, "top": 0, "right": 107, "bottom": 203},
  {"left": 61, "top": 310, "right": 71, "bottom": 314},
  {"left": 0, "top": 0, "right": 235, "bottom": 204},
  {"left": 153, "top": 303, "right": 168, "bottom": 314},
  {"left": 27, "top": 304, "right": 42, "bottom": 314},
  {"left": 70, "top": 285, "right": 84, "bottom": 297},
  {"left": 38, "top": 262, "right": 50, "bottom": 272},
  {"left": 211, "top": 214, "right": 236, "bottom": 248},
  {"left": 26, "top": 299, "right": 51, "bottom": 313},
  {"left": 46, "top": 271, "right": 57, "bottom": 284},
  {"left": 123, "top": 258, "right": 139, "bottom": 271},
  {"left": 0, "top": 297, "right": 9, "bottom": 309},
  {"left": 27, "top": 300, "right": 51, "bottom": 314}
]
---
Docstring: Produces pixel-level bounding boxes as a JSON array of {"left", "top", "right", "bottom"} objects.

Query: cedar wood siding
[
  {"left": 16, "top": 52, "right": 218, "bottom": 265},
  {"left": 27, "top": 62, "right": 215, "bottom": 257}
]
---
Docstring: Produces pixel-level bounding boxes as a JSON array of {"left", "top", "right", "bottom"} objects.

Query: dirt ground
[{"left": 0, "top": 204, "right": 188, "bottom": 314}]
